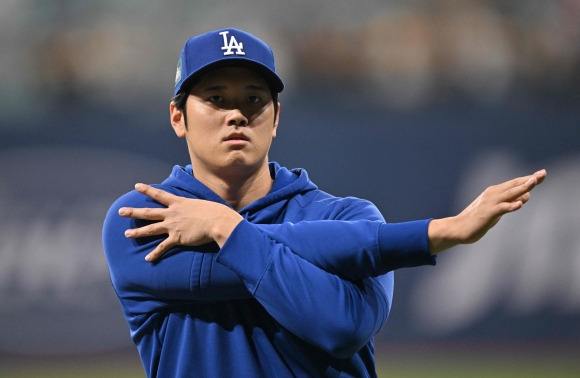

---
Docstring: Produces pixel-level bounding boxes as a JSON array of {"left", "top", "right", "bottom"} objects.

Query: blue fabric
[
  {"left": 102, "top": 162, "right": 435, "bottom": 377},
  {"left": 175, "top": 28, "right": 284, "bottom": 95}
]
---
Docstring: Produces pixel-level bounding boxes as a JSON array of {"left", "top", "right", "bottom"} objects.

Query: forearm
[
  {"left": 255, "top": 219, "right": 434, "bottom": 278},
  {"left": 254, "top": 221, "right": 381, "bottom": 280},
  {"left": 217, "top": 220, "right": 391, "bottom": 358},
  {"left": 106, "top": 233, "right": 252, "bottom": 307},
  {"left": 104, "top": 193, "right": 252, "bottom": 313}
]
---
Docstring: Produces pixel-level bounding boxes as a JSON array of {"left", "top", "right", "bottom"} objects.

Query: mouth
[
  {"left": 223, "top": 133, "right": 250, "bottom": 147},
  {"left": 224, "top": 133, "right": 249, "bottom": 142}
]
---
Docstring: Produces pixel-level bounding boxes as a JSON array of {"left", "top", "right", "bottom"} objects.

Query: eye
[
  {"left": 209, "top": 95, "right": 224, "bottom": 103},
  {"left": 248, "top": 95, "right": 262, "bottom": 104}
]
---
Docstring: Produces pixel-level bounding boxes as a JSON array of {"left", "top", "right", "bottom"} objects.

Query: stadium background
[{"left": 1, "top": 0, "right": 579, "bottom": 376}]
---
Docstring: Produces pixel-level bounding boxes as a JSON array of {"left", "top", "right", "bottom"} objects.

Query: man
[{"left": 102, "top": 28, "right": 546, "bottom": 377}]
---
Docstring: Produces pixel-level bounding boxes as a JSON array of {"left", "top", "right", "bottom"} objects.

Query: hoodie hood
[{"left": 160, "top": 161, "right": 318, "bottom": 224}]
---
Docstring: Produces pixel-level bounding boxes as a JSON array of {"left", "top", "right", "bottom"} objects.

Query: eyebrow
[
  {"left": 245, "top": 84, "right": 268, "bottom": 92},
  {"left": 201, "top": 84, "right": 268, "bottom": 92}
]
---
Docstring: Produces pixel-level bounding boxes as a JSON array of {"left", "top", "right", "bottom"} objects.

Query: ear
[
  {"left": 272, "top": 102, "right": 281, "bottom": 139},
  {"left": 170, "top": 102, "right": 186, "bottom": 138}
]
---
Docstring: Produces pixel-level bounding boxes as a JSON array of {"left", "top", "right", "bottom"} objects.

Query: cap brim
[{"left": 179, "top": 59, "right": 284, "bottom": 94}]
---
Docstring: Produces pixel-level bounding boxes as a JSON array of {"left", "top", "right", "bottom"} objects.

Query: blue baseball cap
[{"left": 174, "top": 28, "right": 284, "bottom": 95}]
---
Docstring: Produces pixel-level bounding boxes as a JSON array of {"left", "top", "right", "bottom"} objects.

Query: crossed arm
[
  {"left": 120, "top": 169, "right": 546, "bottom": 261},
  {"left": 107, "top": 190, "right": 396, "bottom": 356},
  {"left": 111, "top": 168, "right": 545, "bottom": 356}
]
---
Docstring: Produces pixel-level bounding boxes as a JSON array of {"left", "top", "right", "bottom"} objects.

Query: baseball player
[{"left": 102, "top": 28, "right": 546, "bottom": 377}]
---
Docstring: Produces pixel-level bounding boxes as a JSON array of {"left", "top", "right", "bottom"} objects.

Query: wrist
[
  {"left": 428, "top": 217, "right": 461, "bottom": 255},
  {"left": 208, "top": 207, "right": 244, "bottom": 248}
]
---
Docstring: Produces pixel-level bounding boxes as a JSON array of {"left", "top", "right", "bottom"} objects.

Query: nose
[{"left": 226, "top": 108, "right": 248, "bottom": 127}]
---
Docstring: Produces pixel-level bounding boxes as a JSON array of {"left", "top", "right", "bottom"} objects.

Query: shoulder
[
  {"left": 103, "top": 184, "right": 177, "bottom": 228},
  {"left": 109, "top": 184, "right": 183, "bottom": 209},
  {"left": 107, "top": 188, "right": 158, "bottom": 214},
  {"left": 296, "top": 189, "right": 384, "bottom": 222},
  {"left": 300, "top": 188, "right": 375, "bottom": 208}
]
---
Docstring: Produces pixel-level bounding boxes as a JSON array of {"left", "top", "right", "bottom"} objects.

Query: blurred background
[{"left": 1, "top": 0, "right": 579, "bottom": 376}]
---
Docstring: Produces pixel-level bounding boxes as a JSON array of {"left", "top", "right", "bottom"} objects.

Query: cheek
[
  {"left": 257, "top": 127, "right": 276, "bottom": 150},
  {"left": 187, "top": 110, "right": 222, "bottom": 136}
]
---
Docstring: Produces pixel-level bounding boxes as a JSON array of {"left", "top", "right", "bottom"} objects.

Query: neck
[{"left": 194, "top": 162, "right": 273, "bottom": 211}]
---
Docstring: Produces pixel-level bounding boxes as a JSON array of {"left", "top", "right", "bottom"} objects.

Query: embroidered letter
[{"left": 219, "top": 31, "right": 245, "bottom": 56}]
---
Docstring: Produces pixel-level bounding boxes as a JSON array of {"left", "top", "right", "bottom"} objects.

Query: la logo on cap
[{"left": 220, "top": 31, "right": 245, "bottom": 56}]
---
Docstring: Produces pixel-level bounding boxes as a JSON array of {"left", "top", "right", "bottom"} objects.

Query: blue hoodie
[{"left": 103, "top": 162, "right": 435, "bottom": 377}]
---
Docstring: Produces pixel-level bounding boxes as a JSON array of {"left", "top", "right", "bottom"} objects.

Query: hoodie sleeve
[
  {"left": 254, "top": 219, "right": 434, "bottom": 280},
  {"left": 214, "top": 198, "right": 428, "bottom": 358},
  {"left": 104, "top": 190, "right": 433, "bottom": 325},
  {"left": 103, "top": 191, "right": 253, "bottom": 316},
  {"left": 216, "top": 220, "right": 392, "bottom": 358},
  {"left": 254, "top": 197, "right": 434, "bottom": 280}
]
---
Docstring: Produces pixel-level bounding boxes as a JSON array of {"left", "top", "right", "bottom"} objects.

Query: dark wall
[{"left": 0, "top": 88, "right": 578, "bottom": 354}]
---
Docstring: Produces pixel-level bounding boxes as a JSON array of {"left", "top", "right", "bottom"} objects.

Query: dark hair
[
  {"left": 171, "top": 80, "right": 279, "bottom": 128},
  {"left": 171, "top": 89, "right": 191, "bottom": 124}
]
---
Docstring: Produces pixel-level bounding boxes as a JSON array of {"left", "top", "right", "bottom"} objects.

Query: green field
[
  {"left": 2, "top": 343, "right": 579, "bottom": 377},
  {"left": 375, "top": 343, "right": 580, "bottom": 378}
]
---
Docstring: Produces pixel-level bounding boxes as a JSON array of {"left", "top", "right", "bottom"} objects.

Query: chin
[{"left": 223, "top": 156, "right": 265, "bottom": 174}]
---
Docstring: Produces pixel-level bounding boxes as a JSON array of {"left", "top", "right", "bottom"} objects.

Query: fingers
[
  {"left": 120, "top": 183, "right": 192, "bottom": 262},
  {"left": 533, "top": 169, "right": 547, "bottom": 185},
  {"left": 118, "top": 206, "right": 166, "bottom": 220},
  {"left": 516, "top": 192, "right": 531, "bottom": 205},
  {"left": 498, "top": 169, "right": 547, "bottom": 204},
  {"left": 135, "top": 183, "right": 177, "bottom": 205},
  {"left": 118, "top": 183, "right": 177, "bottom": 219},
  {"left": 523, "top": 169, "right": 547, "bottom": 188},
  {"left": 145, "top": 239, "right": 173, "bottom": 262},
  {"left": 124, "top": 222, "right": 166, "bottom": 238},
  {"left": 145, "top": 250, "right": 159, "bottom": 262},
  {"left": 123, "top": 221, "right": 175, "bottom": 262},
  {"left": 497, "top": 199, "right": 523, "bottom": 213}
]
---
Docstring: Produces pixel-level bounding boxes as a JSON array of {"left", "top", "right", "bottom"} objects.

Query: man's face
[{"left": 171, "top": 66, "right": 279, "bottom": 181}]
